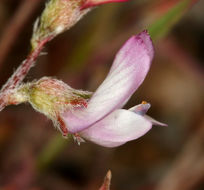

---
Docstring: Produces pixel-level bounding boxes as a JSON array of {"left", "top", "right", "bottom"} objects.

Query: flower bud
[
  {"left": 29, "top": 77, "right": 91, "bottom": 134},
  {"left": 29, "top": 77, "right": 91, "bottom": 113},
  {"left": 31, "top": 0, "right": 89, "bottom": 49}
]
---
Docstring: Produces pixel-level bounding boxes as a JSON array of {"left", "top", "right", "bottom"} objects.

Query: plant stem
[
  {"left": 37, "top": 134, "right": 71, "bottom": 171},
  {"left": 0, "top": 36, "right": 52, "bottom": 111}
]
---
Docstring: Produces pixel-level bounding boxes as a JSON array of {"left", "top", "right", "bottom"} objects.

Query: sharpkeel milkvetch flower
[
  {"left": 61, "top": 30, "right": 167, "bottom": 147},
  {"left": 9, "top": 30, "right": 166, "bottom": 148},
  {"left": 62, "top": 30, "right": 154, "bottom": 132}
]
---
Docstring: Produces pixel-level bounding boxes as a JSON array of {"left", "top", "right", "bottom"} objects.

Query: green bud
[
  {"left": 7, "top": 77, "right": 92, "bottom": 134},
  {"left": 28, "top": 77, "right": 91, "bottom": 120},
  {"left": 31, "top": 0, "right": 89, "bottom": 49}
]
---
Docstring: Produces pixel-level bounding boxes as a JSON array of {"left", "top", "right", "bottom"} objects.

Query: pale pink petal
[
  {"left": 62, "top": 31, "right": 154, "bottom": 133},
  {"left": 81, "top": 0, "right": 129, "bottom": 10},
  {"left": 80, "top": 109, "right": 152, "bottom": 147}
]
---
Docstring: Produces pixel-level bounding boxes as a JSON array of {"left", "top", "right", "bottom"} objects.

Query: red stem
[{"left": 0, "top": 37, "right": 52, "bottom": 111}]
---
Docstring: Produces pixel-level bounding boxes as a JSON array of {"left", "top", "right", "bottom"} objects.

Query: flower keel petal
[
  {"left": 144, "top": 115, "right": 167, "bottom": 127},
  {"left": 80, "top": 109, "right": 152, "bottom": 147}
]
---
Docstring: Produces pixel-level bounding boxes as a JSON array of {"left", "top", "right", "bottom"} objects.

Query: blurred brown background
[{"left": 0, "top": 0, "right": 203, "bottom": 190}]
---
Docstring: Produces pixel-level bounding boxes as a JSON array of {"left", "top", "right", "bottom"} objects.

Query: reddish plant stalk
[{"left": 0, "top": 37, "right": 52, "bottom": 111}]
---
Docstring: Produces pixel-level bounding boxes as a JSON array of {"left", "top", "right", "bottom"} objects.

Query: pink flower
[
  {"left": 7, "top": 30, "right": 166, "bottom": 147},
  {"left": 81, "top": 0, "right": 129, "bottom": 9},
  {"left": 61, "top": 30, "right": 167, "bottom": 147}
]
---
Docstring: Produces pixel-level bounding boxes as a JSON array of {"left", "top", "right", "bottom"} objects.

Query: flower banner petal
[
  {"left": 80, "top": 109, "right": 152, "bottom": 147},
  {"left": 81, "top": 0, "right": 129, "bottom": 10},
  {"left": 62, "top": 31, "right": 154, "bottom": 133}
]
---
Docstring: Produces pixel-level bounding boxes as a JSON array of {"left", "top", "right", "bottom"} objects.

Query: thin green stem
[{"left": 37, "top": 134, "right": 71, "bottom": 171}]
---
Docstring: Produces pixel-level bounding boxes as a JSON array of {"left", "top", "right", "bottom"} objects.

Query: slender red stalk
[{"left": 0, "top": 37, "right": 52, "bottom": 111}]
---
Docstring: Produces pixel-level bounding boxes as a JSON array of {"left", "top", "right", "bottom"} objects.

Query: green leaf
[{"left": 149, "top": 0, "right": 191, "bottom": 40}]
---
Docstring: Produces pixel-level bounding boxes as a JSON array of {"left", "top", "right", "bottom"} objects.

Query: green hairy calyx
[{"left": 7, "top": 77, "right": 92, "bottom": 135}]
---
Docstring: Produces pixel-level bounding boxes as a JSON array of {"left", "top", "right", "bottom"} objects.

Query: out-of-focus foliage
[{"left": 149, "top": 0, "right": 193, "bottom": 39}]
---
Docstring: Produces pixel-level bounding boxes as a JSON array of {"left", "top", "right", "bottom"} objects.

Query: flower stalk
[{"left": 0, "top": 37, "right": 51, "bottom": 111}]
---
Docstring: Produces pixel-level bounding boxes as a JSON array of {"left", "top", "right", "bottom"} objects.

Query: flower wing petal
[
  {"left": 80, "top": 109, "right": 152, "bottom": 147},
  {"left": 62, "top": 31, "right": 154, "bottom": 133}
]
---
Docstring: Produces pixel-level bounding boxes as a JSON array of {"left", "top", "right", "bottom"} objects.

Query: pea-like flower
[
  {"left": 9, "top": 31, "right": 166, "bottom": 147},
  {"left": 61, "top": 30, "right": 167, "bottom": 147}
]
